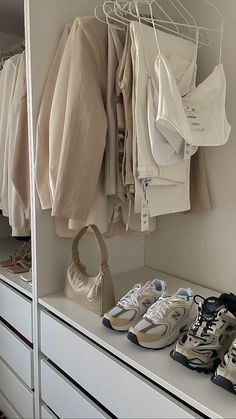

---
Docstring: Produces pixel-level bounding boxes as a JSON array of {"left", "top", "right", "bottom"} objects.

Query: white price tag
[
  {"left": 184, "top": 104, "right": 204, "bottom": 131},
  {"left": 141, "top": 200, "right": 150, "bottom": 232}
]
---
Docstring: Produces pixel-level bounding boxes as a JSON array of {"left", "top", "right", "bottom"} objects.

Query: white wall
[
  {"left": 0, "top": 32, "right": 23, "bottom": 49},
  {"left": 0, "top": 0, "right": 24, "bottom": 36},
  {"left": 145, "top": 0, "right": 236, "bottom": 294}
]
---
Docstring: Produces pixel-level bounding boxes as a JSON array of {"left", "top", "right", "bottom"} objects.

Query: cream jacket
[
  {"left": 36, "top": 23, "right": 72, "bottom": 210},
  {"left": 2, "top": 53, "right": 30, "bottom": 236},
  {"left": 0, "top": 55, "right": 21, "bottom": 214}
]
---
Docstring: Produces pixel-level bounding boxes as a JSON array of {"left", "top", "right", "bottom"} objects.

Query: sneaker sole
[
  {"left": 102, "top": 317, "right": 129, "bottom": 332},
  {"left": 211, "top": 374, "right": 236, "bottom": 395},
  {"left": 127, "top": 331, "right": 178, "bottom": 350},
  {"left": 170, "top": 350, "right": 220, "bottom": 374}
]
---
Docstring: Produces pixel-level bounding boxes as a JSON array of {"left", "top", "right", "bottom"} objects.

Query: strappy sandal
[
  {"left": 0, "top": 241, "right": 31, "bottom": 268},
  {"left": 20, "top": 269, "right": 32, "bottom": 283},
  {"left": 7, "top": 251, "right": 31, "bottom": 274}
]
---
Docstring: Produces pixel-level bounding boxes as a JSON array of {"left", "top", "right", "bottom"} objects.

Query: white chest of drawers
[{"left": 40, "top": 310, "right": 198, "bottom": 419}]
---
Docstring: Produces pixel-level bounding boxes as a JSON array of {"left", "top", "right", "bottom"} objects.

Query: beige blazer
[{"left": 50, "top": 18, "right": 108, "bottom": 222}]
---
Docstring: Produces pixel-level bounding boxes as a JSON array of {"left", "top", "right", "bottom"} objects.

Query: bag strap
[{"left": 72, "top": 224, "right": 109, "bottom": 272}]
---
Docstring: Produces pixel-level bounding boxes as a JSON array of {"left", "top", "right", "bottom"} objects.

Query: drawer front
[
  {"left": 41, "top": 311, "right": 195, "bottom": 419},
  {"left": 0, "top": 321, "right": 33, "bottom": 388},
  {"left": 41, "top": 359, "right": 109, "bottom": 419},
  {"left": 0, "top": 281, "right": 32, "bottom": 341},
  {"left": 41, "top": 404, "right": 58, "bottom": 419},
  {"left": 0, "top": 391, "right": 20, "bottom": 419},
  {"left": 0, "top": 358, "right": 34, "bottom": 419}
]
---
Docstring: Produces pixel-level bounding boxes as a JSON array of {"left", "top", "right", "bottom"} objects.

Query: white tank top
[{"left": 153, "top": 38, "right": 231, "bottom": 152}]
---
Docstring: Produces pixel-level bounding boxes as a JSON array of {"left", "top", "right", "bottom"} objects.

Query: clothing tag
[
  {"left": 141, "top": 200, "right": 150, "bottom": 232},
  {"left": 184, "top": 104, "right": 204, "bottom": 131}
]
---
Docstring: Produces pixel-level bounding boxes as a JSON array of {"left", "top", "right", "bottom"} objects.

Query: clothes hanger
[
  {"left": 94, "top": 2, "right": 128, "bottom": 31},
  {"left": 115, "top": 1, "right": 181, "bottom": 35},
  {"left": 167, "top": 0, "right": 196, "bottom": 32},
  {"left": 95, "top": 0, "right": 234, "bottom": 53},
  {"left": 126, "top": 0, "right": 223, "bottom": 35},
  {"left": 112, "top": 0, "right": 205, "bottom": 46},
  {"left": 128, "top": 0, "right": 181, "bottom": 35},
  {"left": 113, "top": 0, "right": 198, "bottom": 43},
  {"left": 127, "top": 1, "right": 211, "bottom": 47},
  {"left": 113, "top": 0, "right": 186, "bottom": 38},
  {"left": 125, "top": 0, "right": 206, "bottom": 46},
  {"left": 96, "top": 0, "right": 194, "bottom": 42}
]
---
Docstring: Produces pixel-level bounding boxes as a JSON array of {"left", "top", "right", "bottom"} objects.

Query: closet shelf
[
  {"left": 39, "top": 267, "right": 235, "bottom": 419},
  {"left": 0, "top": 238, "right": 32, "bottom": 298}
]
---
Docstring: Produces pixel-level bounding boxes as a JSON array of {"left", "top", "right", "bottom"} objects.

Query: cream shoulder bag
[{"left": 64, "top": 224, "right": 115, "bottom": 316}]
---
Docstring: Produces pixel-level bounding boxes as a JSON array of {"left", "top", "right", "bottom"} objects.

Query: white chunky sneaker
[
  {"left": 102, "top": 279, "right": 166, "bottom": 331},
  {"left": 128, "top": 288, "right": 196, "bottom": 349}
]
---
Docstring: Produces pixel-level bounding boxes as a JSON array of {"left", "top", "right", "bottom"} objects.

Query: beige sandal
[
  {"left": 7, "top": 251, "right": 31, "bottom": 274},
  {"left": 0, "top": 241, "right": 31, "bottom": 268}
]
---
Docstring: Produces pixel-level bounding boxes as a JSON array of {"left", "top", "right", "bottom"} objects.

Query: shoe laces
[
  {"left": 189, "top": 295, "right": 226, "bottom": 341},
  {"left": 119, "top": 281, "right": 155, "bottom": 308},
  {"left": 145, "top": 295, "right": 185, "bottom": 321}
]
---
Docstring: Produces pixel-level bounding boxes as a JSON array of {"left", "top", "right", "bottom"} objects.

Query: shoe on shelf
[
  {"left": 20, "top": 269, "right": 32, "bottom": 283},
  {"left": 102, "top": 279, "right": 166, "bottom": 331},
  {"left": 211, "top": 337, "right": 236, "bottom": 394},
  {"left": 127, "top": 288, "right": 196, "bottom": 349},
  {"left": 170, "top": 293, "right": 236, "bottom": 373},
  {"left": 0, "top": 240, "right": 31, "bottom": 268},
  {"left": 7, "top": 251, "right": 31, "bottom": 274}
]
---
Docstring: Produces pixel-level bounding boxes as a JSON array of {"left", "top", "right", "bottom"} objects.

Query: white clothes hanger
[
  {"left": 128, "top": 1, "right": 213, "bottom": 46},
  {"left": 127, "top": 0, "right": 181, "bottom": 35},
  {"left": 95, "top": 0, "right": 235, "bottom": 56},
  {"left": 95, "top": 0, "right": 195, "bottom": 43},
  {"left": 126, "top": 1, "right": 210, "bottom": 47},
  {"left": 96, "top": 0, "right": 209, "bottom": 47},
  {"left": 114, "top": 0, "right": 185, "bottom": 37},
  {"left": 103, "top": 0, "right": 199, "bottom": 44},
  {"left": 95, "top": 1, "right": 131, "bottom": 31},
  {"left": 167, "top": 0, "right": 196, "bottom": 33}
]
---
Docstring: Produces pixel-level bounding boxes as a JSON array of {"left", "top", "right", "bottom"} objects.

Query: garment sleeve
[
  {"left": 35, "top": 24, "right": 71, "bottom": 210},
  {"left": 51, "top": 20, "right": 108, "bottom": 222},
  {"left": 8, "top": 54, "right": 30, "bottom": 236},
  {"left": 11, "top": 95, "right": 30, "bottom": 219}
]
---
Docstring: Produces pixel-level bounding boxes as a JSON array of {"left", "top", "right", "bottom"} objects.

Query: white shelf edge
[
  {"left": 0, "top": 271, "right": 32, "bottom": 298},
  {"left": 38, "top": 267, "right": 235, "bottom": 419}
]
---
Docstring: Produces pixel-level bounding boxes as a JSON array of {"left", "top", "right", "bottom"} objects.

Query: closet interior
[{"left": 0, "top": 0, "right": 236, "bottom": 418}]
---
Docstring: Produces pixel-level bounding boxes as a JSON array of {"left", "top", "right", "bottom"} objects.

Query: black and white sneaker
[
  {"left": 170, "top": 293, "right": 236, "bottom": 373},
  {"left": 211, "top": 337, "right": 236, "bottom": 394}
]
